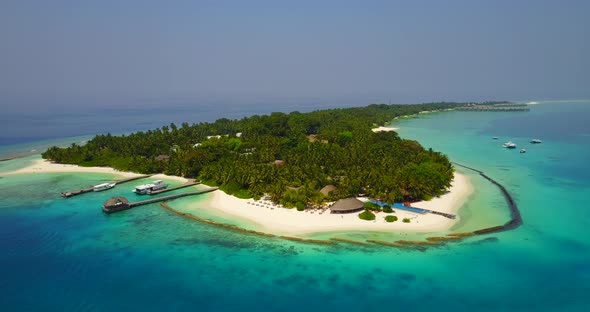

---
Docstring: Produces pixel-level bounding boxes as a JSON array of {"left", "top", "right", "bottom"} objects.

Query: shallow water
[{"left": 1, "top": 101, "right": 589, "bottom": 311}]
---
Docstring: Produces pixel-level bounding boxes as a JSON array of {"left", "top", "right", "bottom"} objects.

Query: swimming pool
[{"left": 369, "top": 200, "right": 428, "bottom": 214}]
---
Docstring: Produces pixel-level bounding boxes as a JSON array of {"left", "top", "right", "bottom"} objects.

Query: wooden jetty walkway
[
  {"left": 102, "top": 187, "right": 218, "bottom": 213},
  {"left": 148, "top": 181, "right": 200, "bottom": 195},
  {"left": 426, "top": 209, "right": 456, "bottom": 219},
  {"left": 61, "top": 174, "right": 151, "bottom": 198},
  {"left": 61, "top": 186, "right": 94, "bottom": 198},
  {"left": 129, "top": 188, "right": 217, "bottom": 208},
  {"left": 115, "top": 175, "right": 152, "bottom": 184},
  {"left": 393, "top": 203, "right": 456, "bottom": 219}
]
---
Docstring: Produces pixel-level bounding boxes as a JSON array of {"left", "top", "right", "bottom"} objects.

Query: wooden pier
[
  {"left": 426, "top": 209, "right": 456, "bottom": 219},
  {"left": 60, "top": 174, "right": 151, "bottom": 198},
  {"left": 148, "top": 181, "right": 200, "bottom": 195},
  {"left": 114, "top": 175, "right": 152, "bottom": 184},
  {"left": 60, "top": 186, "right": 94, "bottom": 198},
  {"left": 397, "top": 204, "right": 456, "bottom": 219},
  {"left": 129, "top": 188, "right": 217, "bottom": 208},
  {"left": 102, "top": 187, "right": 218, "bottom": 213}
]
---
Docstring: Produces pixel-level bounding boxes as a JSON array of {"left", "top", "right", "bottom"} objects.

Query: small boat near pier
[
  {"left": 93, "top": 182, "right": 115, "bottom": 192},
  {"left": 133, "top": 180, "right": 168, "bottom": 195},
  {"left": 60, "top": 175, "right": 151, "bottom": 197}
]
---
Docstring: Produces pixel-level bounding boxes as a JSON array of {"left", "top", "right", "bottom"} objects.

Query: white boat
[
  {"left": 133, "top": 180, "right": 168, "bottom": 195},
  {"left": 93, "top": 182, "right": 116, "bottom": 192},
  {"left": 502, "top": 141, "right": 517, "bottom": 148},
  {"left": 520, "top": 149, "right": 526, "bottom": 153},
  {"left": 530, "top": 139, "right": 542, "bottom": 144}
]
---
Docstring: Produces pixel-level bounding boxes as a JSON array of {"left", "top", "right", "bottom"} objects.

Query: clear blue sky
[{"left": 1, "top": 0, "right": 588, "bottom": 113}]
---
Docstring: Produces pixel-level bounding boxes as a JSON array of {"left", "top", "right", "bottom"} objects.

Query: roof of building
[
  {"left": 102, "top": 196, "right": 129, "bottom": 207},
  {"left": 330, "top": 197, "right": 364, "bottom": 213},
  {"left": 320, "top": 184, "right": 337, "bottom": 196}
]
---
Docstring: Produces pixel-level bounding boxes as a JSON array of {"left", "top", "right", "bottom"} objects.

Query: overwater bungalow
[{"left": 102, "top": 196, "right": 130, "bottom": 213}]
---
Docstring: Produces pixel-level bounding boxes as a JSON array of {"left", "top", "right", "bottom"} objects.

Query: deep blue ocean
[{"left": 1, "top": 101, "right": 589, "bottom": 311}]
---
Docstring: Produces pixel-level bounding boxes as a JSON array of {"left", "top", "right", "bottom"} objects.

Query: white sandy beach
[
  {"left": 3, "top": 158, "right": 190, "bottom": 183},
  {"left": 195, "top": 172, "right": 472, "bottom": 235},
  {"left": 4, "top": 158, "right": 473, "bottom": 236},
  {"left": 371, "top": 126, "right": 399, "bottom": 132}
]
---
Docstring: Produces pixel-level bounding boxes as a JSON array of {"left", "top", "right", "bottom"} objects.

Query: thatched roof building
[
  {"left": 103, "top": 196, "right": 128, "bottom": 207},
  {"left": 320, "top": 184, "right": 337, "bottom": 196},
  {"left": 102, "top": 196, "right": 130, "bottom": 213},
  {"left": 330, "top": 198, "right": 364, "bottom": 214}
]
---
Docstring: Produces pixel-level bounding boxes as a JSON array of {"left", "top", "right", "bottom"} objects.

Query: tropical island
[
  {"left": 35, "top": 102, "right": 514, "bottom": 235},
  {"left": 42, "top": 103, "right": 465, "bottom": 203}
]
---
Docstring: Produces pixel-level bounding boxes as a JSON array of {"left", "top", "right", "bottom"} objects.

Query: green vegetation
[
  {"left": 385, "top": 215, "right": 398, "bottom": 222},
  {"left": 382, "top": 205, "right": 393, "bottom": 213},
  {"left": 402, "top": 218, "right": 411, "bottom": 223},
  {"left": 295, "top": 202, "right": 306, "bottom": 211},
  {"left": 358, "top": 209, "right": 376, "bottom": 221},
  {"left": 363, "top": 202, "right": 381, "bottom": 211},
  {"left": 43, "top": 102, "right": 463, "bottom": 205}
]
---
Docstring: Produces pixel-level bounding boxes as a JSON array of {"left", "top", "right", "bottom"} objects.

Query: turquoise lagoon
[{"left": 1, "top": 101, "right": 589, "bottom": 311}]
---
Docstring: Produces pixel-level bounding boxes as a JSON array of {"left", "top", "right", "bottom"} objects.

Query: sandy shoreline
[
  {"left": 3, "top": 158, "right": 190, "bottom": 183},
  {"left": 193, "top": 172, "right": 472, "bottom": 235},
  {"left": 3, "top": 158, "right": 473, "bottom": 236},
  {"left": 371, "top": 126, "right": 399, "bottom": 132}
]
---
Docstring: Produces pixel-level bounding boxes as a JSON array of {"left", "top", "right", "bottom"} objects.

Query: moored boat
[
  {"left": 503, "top": 141, "right": 517, "bottom": 148},
  {"left": 520, "top": 149, "right": 526, "bottom": 153},
  {"left": 93, "top": 182, "right": 116, "bottom": 192},
  {"left": 133, "top": 180, "right": 168, "bottom": 195},
  {"left": 530, "top": 139, "right": 542, "bottom": 144}
]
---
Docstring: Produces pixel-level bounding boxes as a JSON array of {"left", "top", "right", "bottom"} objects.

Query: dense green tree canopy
[{"left": 43, "top": 102, "right": 470, "bottom": 206}]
